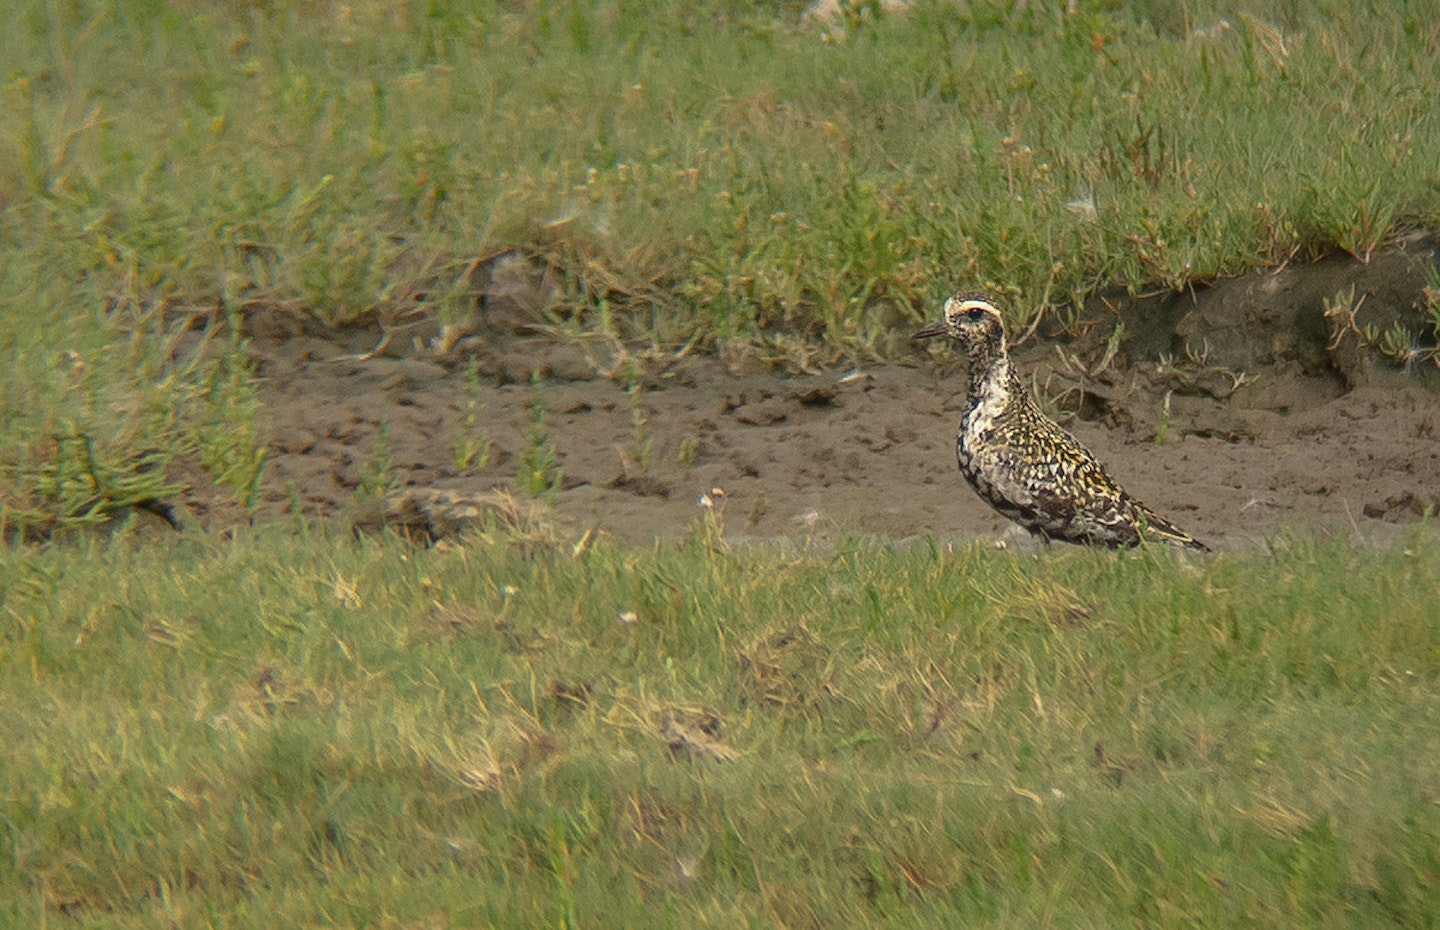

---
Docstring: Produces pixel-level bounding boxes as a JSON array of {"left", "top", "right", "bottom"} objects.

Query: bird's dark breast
[
  {"left": 956, "top": 417, "right": 1142, "bottom": 545},
  {"left": 957, "top": 431, "right": 1043, "bottom": 528}
]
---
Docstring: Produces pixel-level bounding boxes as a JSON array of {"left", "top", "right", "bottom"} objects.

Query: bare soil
[{"left": 206, "top": 238, "right": 1440, "bottom": 550}]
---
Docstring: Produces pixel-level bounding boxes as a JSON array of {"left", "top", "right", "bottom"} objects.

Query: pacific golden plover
[{"left": 915, "top": 293, "right": 1208, "bottom": 550}]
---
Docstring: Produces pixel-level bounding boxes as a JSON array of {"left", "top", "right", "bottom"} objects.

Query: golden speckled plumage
[{"left": 916, "top": 293, "right": 1207, "bottom": 550}]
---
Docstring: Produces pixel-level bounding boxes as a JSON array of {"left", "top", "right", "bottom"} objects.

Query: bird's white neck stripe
[{"left": 967, "top": 357, "right": 1010, "bottom": 437}]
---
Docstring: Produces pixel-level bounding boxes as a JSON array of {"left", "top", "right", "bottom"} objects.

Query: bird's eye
[{"left": 966, "top": 306, "right": 986, "bottom": 321}]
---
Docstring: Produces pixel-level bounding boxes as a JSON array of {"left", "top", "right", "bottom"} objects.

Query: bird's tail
[{"left": 1139, "top": 510, "right": 1209, "bottom": 551}]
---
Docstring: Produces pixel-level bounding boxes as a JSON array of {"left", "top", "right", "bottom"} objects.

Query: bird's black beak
[{"left": 913, "top": 319, "right": 948, "bottom": 340}]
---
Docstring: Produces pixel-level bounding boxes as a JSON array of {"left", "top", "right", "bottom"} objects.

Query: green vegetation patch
[
  {"left": 3, "top": 525, "right": 1439, "bottom": 926},
  {"left": 5, "top": 0, "right": 1440, "bottom": 343}
]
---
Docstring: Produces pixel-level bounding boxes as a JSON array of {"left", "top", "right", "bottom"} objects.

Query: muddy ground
[{"left": 205, "top": 237, "right": 1440, "bottom": 550}]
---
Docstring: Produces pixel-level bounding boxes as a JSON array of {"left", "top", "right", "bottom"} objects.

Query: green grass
[
  {"left": 6, "top": 0, "right": 1440, "bottom": 342},
  {"left": 3, "top": 522, "right": 1440, "bottom": 926}
]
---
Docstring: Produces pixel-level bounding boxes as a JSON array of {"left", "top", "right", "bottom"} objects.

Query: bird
[{"left": 914, "top": 292, "right": 1208, "bottom": 550}]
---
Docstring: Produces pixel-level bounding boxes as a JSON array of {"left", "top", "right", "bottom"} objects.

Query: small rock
[
  {"left": 546, "top": 344, "right": 597, "bottom": 382},
  {"left": 734, "top": 398, "right": 790, "bottom": 425},
  {"left": 791, "top": 383, "right": 840, "bottom": 407}
]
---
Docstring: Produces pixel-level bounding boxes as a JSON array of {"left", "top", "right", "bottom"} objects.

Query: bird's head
[{"left": 913, "top": 293, "right": 1006, "bottom": 351}]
